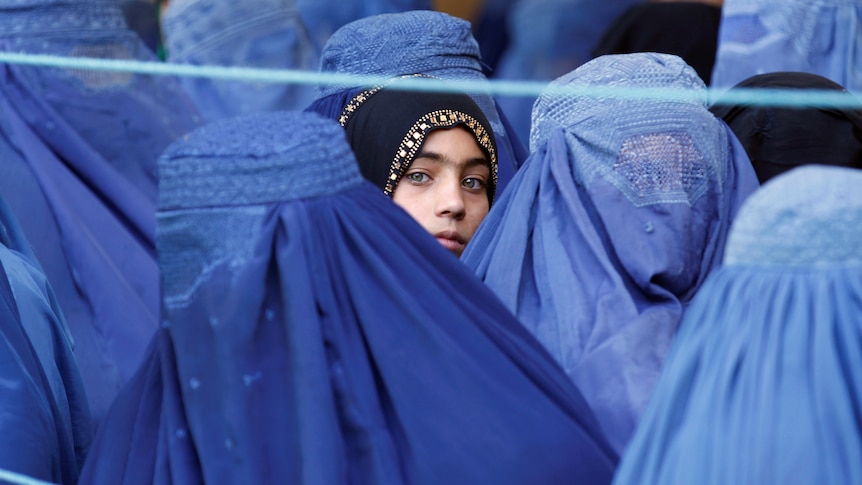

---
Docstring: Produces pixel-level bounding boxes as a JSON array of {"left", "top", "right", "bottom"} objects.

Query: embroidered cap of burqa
[
  {"left": 613, "top": 165, "right": 862, "bottom": 484},
  {"left": 462, "top": 53, "right": 760, "bottom": 452},
  {"left": 305, "top": 10, "right": 528, "bottom": 199},
  {"left": 78, "top": 111, "right": 617, "bottom": 484},
  {"left": 0, "top": 194, "right": 92, "bottom": 484},
  {"left": 0, "top": 0, "right": 201, "bottom": 423}
]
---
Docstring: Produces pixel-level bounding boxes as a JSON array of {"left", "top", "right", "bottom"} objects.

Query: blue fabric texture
[
  {"left": 493, "top": 0, "right": 645, "bottom": 144},
  {"left": 0, "top": 195, "right": 93, "bottom": 484},
  {"left": 462, "top": 53, "right": 760, "bottom": 453},
  {"left": 0, "top": 0, "right": 202, "bottom": 425},
  {"left": 711, "top": 0, "right": 862, "bottom": 92},
  {"left": 160, "top": 0, "right": 431, "bottom": 122},
  {"left": 310, "top": 9, "right": 527, "bottom": 198},
  {"left": 160, "top": 0, "right": 319, "bottom": 121},
  {"left": 80, "top": 110, "right": 617, "bottom": 484},
  {"left": 613, "top": 165, "right": 862, "bottom": 484}
]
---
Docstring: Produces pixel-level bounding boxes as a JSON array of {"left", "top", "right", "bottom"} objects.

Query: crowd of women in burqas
[{"left": 0, "top": 0, "right": 860, "bottom": 483}]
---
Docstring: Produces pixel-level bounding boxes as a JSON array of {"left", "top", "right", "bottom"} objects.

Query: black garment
[
  {"left": 710, "top": 72, "right": 862, "bottom": 183},
  {"left": 592, "top": 2, "right": 721, "bottom": 84},
  {"left": 341, "top": 79, "right": 499, "bottom": 204}
]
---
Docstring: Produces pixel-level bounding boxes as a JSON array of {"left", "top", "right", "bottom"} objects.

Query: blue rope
[
  {"left": 0, "top": 52, "right": 861, "bottom": 109},
  {"left": 0, "top": 468, "right": 57, "bottom": 485}
]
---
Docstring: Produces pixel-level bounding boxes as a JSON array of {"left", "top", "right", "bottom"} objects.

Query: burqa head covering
[
  {"left": 591, "top": 2, "right": 721, "bottom": 84},
  {"left": 0, "top": 0, "right": 201, "bottom": 424},
  {"left": 160, "top": 0, "right": 319, "bottom": 121},
  {"left": 463, "top": 53, "right": 760, "bottom": 453},
  {"left": 306, "top": 9, "right": 528, "bottom": 199},
  {"left": 0, "top": 194, "right": 92, "bottom": 484},
  {"left": 711, "top": 0, "right": 862, "bottom": 92},
  {"left": 613, "top": 165, "right": 862, "bottom": 485},
  {"left": 340, "top": 78, "right": 498, "bottom": 204},
  {"left": 710, "top": 71, "right": 862, "bottom": 183},
  {"left": 79, "top": 110, "right": 617, "bottom": 484}
]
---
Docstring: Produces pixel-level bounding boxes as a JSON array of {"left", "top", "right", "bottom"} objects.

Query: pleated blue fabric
[
  {"left": 79, "top": 111, "right": 617, "bottom": 484},
  {"left": 462, "top": 53, "right": 760, "bottom": 452},
  {"left": 0, "top": 0, "right": 202, "bottom": 424},
  {"left": 0, "top": 195, "right": 92, "bottom": 484},
  {"left": 711, "top": 0, "right": 862, "bottom": 92},
  {"left": 613, "top": 165, "right": 862, "bottom": 484},
  {"left": 307, "top": 10, "right": 529, "bottom": 199}
]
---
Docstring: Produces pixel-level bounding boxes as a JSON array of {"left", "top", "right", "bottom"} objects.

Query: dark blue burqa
[
  {"left": 0, "top": 0, "right": 202, "bottom": 424},
  {"left": 80, "top": 111, "right": 617, "bottom": 484},
  {"left": 0, "top": 196, "right": 92, "bottom": 484}
]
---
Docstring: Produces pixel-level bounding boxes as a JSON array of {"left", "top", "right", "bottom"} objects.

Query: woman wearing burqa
[
  {"left": 0, "top": 0, "right": 202, "bottom": 425},
  {"left": 462, "top": 53, "right": 759, "bottom": 452},
  {"left": 0, "top": 194, "right": 92, "bottom": 484},
  {"left": 79, "top": 111, "right": 617, "bottom": 484},
  {"left": 710, "top": 71, "right": 862, "bottom": 183},
  {"left": 613, "top": 165, "right": 862, "bottom": 484},
  {"left": 711, "top": 0, "right": 862, "bottom": 91}
]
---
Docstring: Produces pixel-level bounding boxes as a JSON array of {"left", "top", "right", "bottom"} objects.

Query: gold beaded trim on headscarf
[
  {"left": 383, "top": 109, "right": 498, "bottom": 198},
  {"left": 338, "top": 74, "right": 429, "bottom": 127}
]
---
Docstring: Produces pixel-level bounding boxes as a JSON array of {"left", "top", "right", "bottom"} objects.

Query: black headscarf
[
  {"left": 592, "top": 2, "right": 721, "bottom": 84},
  {"left": 340, "top": 80, "right": 498, "bottom": 204},
  {"left": 710, "top": 72, "right": 862, "bottom": 183}
]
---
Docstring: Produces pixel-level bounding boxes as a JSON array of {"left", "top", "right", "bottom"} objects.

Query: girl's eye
[
  {"left": 407, "top": 172, "right": 430, "bottom": 183},
  {"left": 462, "top": 177, "right": 486, "bottom": 190}
]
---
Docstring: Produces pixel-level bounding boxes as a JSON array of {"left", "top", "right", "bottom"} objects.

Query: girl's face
[{"left": 392, "top": 126, "right": 490, "bottom": 257}]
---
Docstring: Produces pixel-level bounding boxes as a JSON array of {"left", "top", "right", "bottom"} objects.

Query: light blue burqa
[
  {"left": 711, "top": 0, "right": 862, "bottom": 92},
  {"left": 160, "top": 0, "right": 430, "bottom": 121},
  {"left": 493, "top": 0, "right": 645, "bottom": 143},
  {"left": 0, "top": 0, "right": 202, "bottom": 425},
  {"left": 462, "top": 53, "right": 760, "bottom": 453},
  {"left": 0, "top": 195, "right": 92, "bottom": 484},
  {"left": 613, "top": 165, "right": 862, "bottom": 484}
]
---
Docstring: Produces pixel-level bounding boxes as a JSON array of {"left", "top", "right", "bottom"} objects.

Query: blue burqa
[
  {"left": 0, "top": 0, "right": 202, "bottom": 424},
  {"left": 160, "top": 0, "right": 321, "bottom": 120},
  {"left": 79, "top": 111, "right": 617, "bottom": 484},
  {"left": 493, "top": 0, "right": 645, "bottom": 144},
  {"left": 613, "top": 165, "right": 862, "bottom": 484},
  {"left": 305, "top": 10, "right": 528, "bottom": 199},
  {"left": 160, "top": 0, "right": 430, "bottom": 121},
  {"left": 0, "top": 195, "right": 92, "bottom": 484},
  {"left": 711, "top": 0, "right": 862, "bottom": 92},
  {"left": 462, "top": 53, "right": 760, "bottom": 453}
]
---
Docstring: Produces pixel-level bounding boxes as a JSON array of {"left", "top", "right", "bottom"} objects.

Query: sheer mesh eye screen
[{"left": 0, "top": 51, "right": 860, "bottom": 110}]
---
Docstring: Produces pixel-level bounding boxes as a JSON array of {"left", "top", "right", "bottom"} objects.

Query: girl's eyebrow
[{"left": 414, "top": 151, "right": 489, "bottom": 169}]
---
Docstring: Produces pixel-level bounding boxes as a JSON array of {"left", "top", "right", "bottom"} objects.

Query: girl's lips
[
  {"left": 435, "top": 231, "right": 466, "bottom": 252},
  {"left": 436, "top": 236, "right": 466, "bottom": 252}
]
